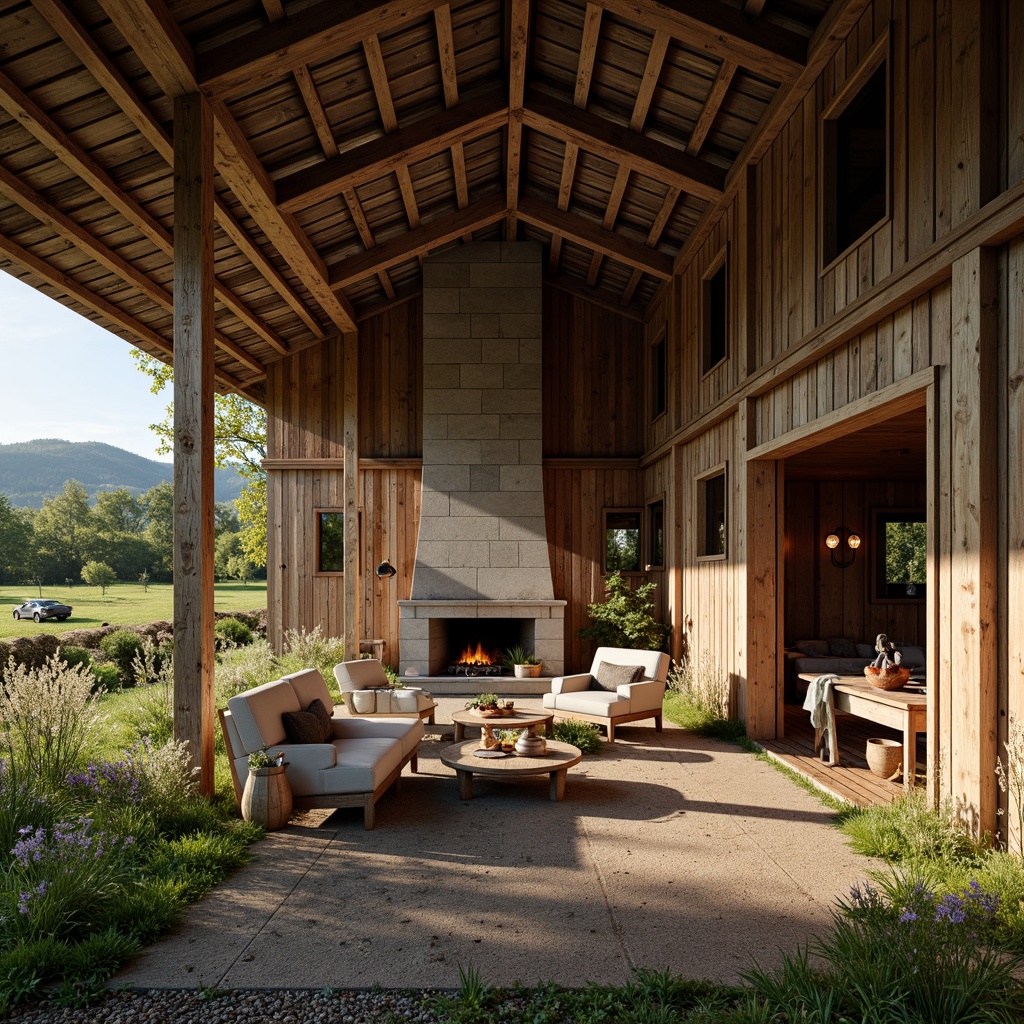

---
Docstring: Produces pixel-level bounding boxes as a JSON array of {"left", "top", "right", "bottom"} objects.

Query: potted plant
[
  {"left": 505, "top": 644, "right": 542, "bottom": 678},
  {"left": 241, "top": 749, "right": 292, "bottom": 830},
  {"left": 464, "top": 693, "right": 515, "bottom": 716}
]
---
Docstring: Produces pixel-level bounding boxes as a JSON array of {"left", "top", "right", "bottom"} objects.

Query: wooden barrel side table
[{"left": 241, "top": 764, "right": 293, "bottom": 829}]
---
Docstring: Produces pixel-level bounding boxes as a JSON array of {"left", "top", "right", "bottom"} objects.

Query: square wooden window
[
  {"left": 604, "top": 509, "right": 642, "bottom": 574},
  {"left": 316, "top": 511, "right": 345, "bottom": 574},
  {"left": 821, "top": 40, "right": 889, "bottom": 267},
  {"left": 698, "top": 471, "right": 727, "bottom": 559},
  {"left": 650, "top": 330, "right": 667, "bottom": 421},
  {"left": 871, "top": 507, "right": 926, "bottom": 603},
  {"left": 702, "top": 256, "right": 727, "bottom": 374}
]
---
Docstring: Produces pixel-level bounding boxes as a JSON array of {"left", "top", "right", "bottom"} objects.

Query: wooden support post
[
  {"left": 343, "top": 333, "right": 360, "bottom": 662},
  {"left": 946, "top": 247, "right": 998, "bottom": 838},
  {"left": 172, "top": 93, "right": 216, "bottom": 795}
]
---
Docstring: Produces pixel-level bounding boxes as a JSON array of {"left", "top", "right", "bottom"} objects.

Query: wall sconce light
[
  {"left": 375, "top": 558, "right": 397, "bottom": 580},
  {"left": 825, "top": 527, "right": 861, "bottom": 568}
]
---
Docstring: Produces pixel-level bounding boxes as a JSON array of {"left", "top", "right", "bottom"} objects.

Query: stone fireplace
[{"left": 399, "top": 242, "right": 565, "bottom": 677}]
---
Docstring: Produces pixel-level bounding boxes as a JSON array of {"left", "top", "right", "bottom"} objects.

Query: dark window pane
[
  {"left": 319, "top": 513, "right": 344, "bottom": 572},
  {"left": 703, "top": 475, "right": 726, "bottom": 556},
  {"left": 651, "top": 337, "right": 666, "bottom": 418},
  {"left": 606, "top": 511, "right": 641, "bottom": 573},
  {"left": 703, "top": 264, "right": 727, "bottom": 372},
  {"left": 649, "top": 501, "right": 665, "bottom": 567},
  {"left": 875, "top": 511, "right": 926, "bottom": 599}
]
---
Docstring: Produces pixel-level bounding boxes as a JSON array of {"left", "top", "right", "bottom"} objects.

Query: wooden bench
[{"left": 798, "top": 673, "right": 927, "bottom": 789}]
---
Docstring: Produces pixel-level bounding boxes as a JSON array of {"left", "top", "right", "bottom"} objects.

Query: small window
[
  {"left": 702, "top": 258, "right": 727, "bottom": 373},
  {"left": 604, "top": 509, "right": 642, "bottom": 573},
  {"left": 647, "top": 499, "right": 665, "bottom": 569},
  {"left": 317, "top": 511, "right": 345, "bottom": 573},
  {"left": 650, "top": 331, "right": 666, "bottom": 420},
  {"left": 699, "top": 471, "right": 727, "bottom": 558},
  {"left": 872, "top": 508, "right": 926, "bottom": 601},
  {"left": 823, "top": 55, "right": 888, "bottom": 264}
]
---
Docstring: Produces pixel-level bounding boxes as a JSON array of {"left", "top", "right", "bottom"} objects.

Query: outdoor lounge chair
[
  {"left": 333, "top": 658, "right": 436, "bottom": 722},
  {"left": 542, "top": 646, "right": 671, "bottom": 742}
]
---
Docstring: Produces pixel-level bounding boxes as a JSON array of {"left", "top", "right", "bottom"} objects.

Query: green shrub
[
  {"left": 551, "top": 719, "right": 603, "bottom": 754},
  {"left": 665, "top": 652, "right": 744, "bottom": 740},
  {"left": 99, "top": 630, "right": 146, "bottom": 688},
  {"left": 0, "top": 761, "right": 73, "bottom": 862},
  {"left": 214, "top": 617, "right": 254, "bottom": 648},
  {"left": 577, "top": 572, "right": 670, "bottom": 650},
  {"left": 215, "top": 637, "right": 279, "bottom": 703},
  {"left": 58, "top": 646, "right": 92, "bottom": 671},
  {"left": 89, "top": 662, "right": 121, "bottom": 694},
  {"left": 279, "top": 626, "right": 345, "bottom": 684},
  {"left": 0, "top": 938, "right": 64, "bottom": 1013}
]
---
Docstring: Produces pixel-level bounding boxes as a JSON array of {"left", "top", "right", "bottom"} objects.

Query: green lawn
[{"left": 0, "top": 581, "right": 266, "bottom": 638}]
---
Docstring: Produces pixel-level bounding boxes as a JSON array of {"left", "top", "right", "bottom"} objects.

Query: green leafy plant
[
  {"left": 214, "top": 616, "right": 254, "bottom": 648},
  {"left": 578, "top": 572, "right": 670, "bottom": 650},
  {"left": 551, "top": 718, "right": 603, "bottom": 754},
  {"left": 80, "top": 560, "right": 117, "bottom": 595},
  {"left": 465, "top": 693, "right": 499, "bottom": 710},
  {"left": 504, "top": 644, "right": 539, "bottom": 667},
  {"left": 247, "top": 748, "right": 282, "bottom": 771},
  {"left": 279, "top": 626, "right": 345, "bottom": 684},
  {"left": 666, "top": 650, "right": 733, "bottom": 735},
  {"left": 99, "top": 630, "right": 146, "bottom": 689}
]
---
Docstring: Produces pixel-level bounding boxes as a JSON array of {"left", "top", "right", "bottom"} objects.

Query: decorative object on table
[
  {"left": 241, "top": 748, "right": 292, "bottom": 830},
  {"left": 496, "top": 729, "right": 518, "bottom": 753},
  {"left": 504, "top": 644, "right": 542, "bottom": 678},
  {"left": 477, "top": 725, "right": 502, "bottom": 750},
  {"left": 514, "top": 728, "right": 547, "bottom": 757},
  {"left": 864, "top": 633, "right": 911, "bottom": 690},
  {"left": 464, "top": 693, "right": 516, "bottom": 717},
  {"left": 865, "top": 737, "right": 903, "bottom": 779}
]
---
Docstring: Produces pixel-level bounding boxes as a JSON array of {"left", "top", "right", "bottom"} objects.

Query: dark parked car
[{"left": 12, "top": 599, "right": 72, "bottom": 623}]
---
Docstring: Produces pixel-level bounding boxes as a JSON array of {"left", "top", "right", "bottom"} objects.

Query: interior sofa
[
  {"left": 785, "top": 639, "right": 927, "bottom": 698},
  {"left": 543, "top": 646, "right": 671, "bottom": 742},
  {"left": 219, "top": 668, "right": 423, "bottom": 829}
]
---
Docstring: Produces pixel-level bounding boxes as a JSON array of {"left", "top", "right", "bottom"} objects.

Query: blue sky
[{"left": 0, "top": 269, "right": 172, "bottom": 462}]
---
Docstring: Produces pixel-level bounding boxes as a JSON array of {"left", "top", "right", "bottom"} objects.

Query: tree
[
  {"left": 132, "top": 352, "right": 268, "bottom": 566},
  {"left": 141, "top": 481, "right": 174, "bottom": 580},
  {"left": 0, "top": 493, "right": 34, "bottom": 584},
  {"left": 32, "top": 480, "right": 93, "bottom": 583},
  {"left": 138, "top": 569, "right": 150, "bottom": 592},
  {"left": 578, "top": 572, "right": 671, "bottom": 650},
  {"left": 81, "top": 560, "right": 117, "bottom": 595},
  {"left": 226, "top": 553, "right": 256, "bottom": 585},
  {"left": 93, "top": 488, "right": 146, "bottom": 535}
]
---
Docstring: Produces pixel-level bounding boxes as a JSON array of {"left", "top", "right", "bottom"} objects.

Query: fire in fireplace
[{"left": 449, "top": 640, "right": 505, "bottom": 677}]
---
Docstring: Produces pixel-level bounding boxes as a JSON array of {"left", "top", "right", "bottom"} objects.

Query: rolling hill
[{"left": 0, "top": 439, "right": 245, "bottom": 508}]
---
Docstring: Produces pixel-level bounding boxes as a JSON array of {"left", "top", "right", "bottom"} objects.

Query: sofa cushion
[
  {"left": 228, "top": 679, "right": 300, "bottom": 753},
  {"left": 897, "top": 644, "right": 926, "bottom": 669},
  {"left": 317, "top": 737, "right": 404, "bottom": 795},
  {"left": 593, "top": 661, "right": 643, "bottom": 691},
  {"left": 589, "top": 646, "right": 669, "bottom": 683},
  {"left": 285, "top": 669, "right": 334, "bottom": 711},
  {"left": 827, "top": 636, "right": 858, "bottom": 657},
  {"left": 282, "top": 698, "right": 333, "bottom": 744},
  {"left": 856, "top": 643, "right": 876, "bottom": 658},
  {"left": 548, "top": 690, "right": 630, "bottom": 717},
  {"left": 792, "top": 639, "right": 830, "bottom": 657},
  {"left": 334, "top": 658, "right": 389, "bottom": 691}
]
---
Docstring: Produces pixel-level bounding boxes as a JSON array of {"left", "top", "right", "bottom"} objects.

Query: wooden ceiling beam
[
  {"left": 547, "top": 273, "right": 645, "bottom": 322},
  {"left": 599, "top": 0, "right": 805, "bottom": 83},
  {"left": 0, "top": 233, "right": 252, "bottom": 390},
  {"left": 687, "top": 60, "right": 737, "bottom": 156},
  {"left": 328, "top": 194, "right": 506, "bottom": 289},
  {"left": 277, "top": 87, "right": 508, "bottom": 212},
  {"left": 342, "top": 186, "right": 395, "bottom": 299},
  {"left": 523, "top": 89, "right": 724, "bottom": 201},
  {"left": 0, "top": 160, "right": 265, "bottom": 374},
  {"left": 434, "top": 4, "right": 473, "bottom": 243},
  {"left": 99, "top": 0, "right": 358, "bottom": 333},
  {"left": 622, "top": 184, "right": 679, "bottom": 305},
  {"left": 198, "top": 0, "right": 448, "bottom": 99},
  {"left": 516, "top": 196, "right": 673, "bottom": 279},
  {"left": 505, "top": 0, "right": 532, "bottom": 239}
]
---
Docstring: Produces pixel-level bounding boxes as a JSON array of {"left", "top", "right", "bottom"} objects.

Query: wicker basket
[
  {"left": 865, "top": 737, "right": 903, "bottom": 779},
  {"left": 863, "top": 665, "right": 911, "bottom": 690}
]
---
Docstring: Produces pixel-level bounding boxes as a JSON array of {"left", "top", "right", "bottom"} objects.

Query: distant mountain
[{"left": 0, "top": 439, "right": 245, "bottom": 508}]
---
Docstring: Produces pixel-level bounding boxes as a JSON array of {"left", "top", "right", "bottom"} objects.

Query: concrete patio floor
[{"left": 114, "top": 699, "right": 879, "bottom": 991}]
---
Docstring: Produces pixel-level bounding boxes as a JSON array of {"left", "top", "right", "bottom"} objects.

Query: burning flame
[{"left": 457, "top": 643, "right": 496, "bottom": 666}]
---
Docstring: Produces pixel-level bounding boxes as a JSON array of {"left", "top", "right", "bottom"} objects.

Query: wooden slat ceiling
[{"left": 0, "top": 0, "right": 855, "bottom": 399}]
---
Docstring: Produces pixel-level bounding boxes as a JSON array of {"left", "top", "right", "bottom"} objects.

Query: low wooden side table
[{"left": 440, "top": 739, "right": 582, "bottom": 801}]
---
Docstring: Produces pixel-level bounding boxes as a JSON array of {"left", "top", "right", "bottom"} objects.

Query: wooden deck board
[{"left": 756, "top": 705, "right": 927, "bottom": 807}]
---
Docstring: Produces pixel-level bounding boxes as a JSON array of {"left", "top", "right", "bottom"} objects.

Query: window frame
[
  {"left": 700, "top": 247, "right": 729, "bottom": 377},
  {"left": 602, "top": 507, "right": 644, "bottom": 576},
  {"left": 870, "top": 506, "right": 927, "bottom": 604},
  {"left": 695, "top": 464, "right": 728, "bottom": 562},
  {"left": 649, "top": 325, "right": 667, "bottom": 423},
  {"left": 819, "top": 32, "right": 891, "bottom": 274},
  {"left": 646, "top": 495, "right": 666, "bottom": 571},
  {"left": 314, "top": 508, "right": 346, "bottom": 576}
]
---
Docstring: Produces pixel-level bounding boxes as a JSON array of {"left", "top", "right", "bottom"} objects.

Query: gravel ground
[{"left": 7, "top": 988, "right": 459, "bottom": 1024}]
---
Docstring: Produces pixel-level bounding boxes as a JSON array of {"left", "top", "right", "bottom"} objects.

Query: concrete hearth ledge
[{"left": 113, "top": 698, "right": 877, "bottom": 990}]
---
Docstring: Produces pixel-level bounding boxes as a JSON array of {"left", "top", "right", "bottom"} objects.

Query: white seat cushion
[
  {"left": 547, "top": 690, "right": 631, "bottom": 718},
  {"left": 317, "top": 738, "right": 404, "bottom": 795}
]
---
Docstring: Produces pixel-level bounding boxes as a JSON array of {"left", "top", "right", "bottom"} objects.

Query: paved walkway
[{"left": 115, "top": 700, "right": 877, "bottom": 990}]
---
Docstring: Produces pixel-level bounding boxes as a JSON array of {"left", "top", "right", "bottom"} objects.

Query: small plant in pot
[
  {"left": 464, "top": 693, "right": 515, "bottom": 716},
  {"left": 247, "top": 748, "right": 284, "bottom": 773},
  {"left": 504, "top": 644, "right": 542, "bottom": 678}
]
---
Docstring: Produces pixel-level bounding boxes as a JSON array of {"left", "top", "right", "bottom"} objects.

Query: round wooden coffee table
[
  {"left": 451, "top": 708, "right": 553, "bottom": 741},
  {"left": 440, "top": 739, "right": 582, "bottom": 801}
]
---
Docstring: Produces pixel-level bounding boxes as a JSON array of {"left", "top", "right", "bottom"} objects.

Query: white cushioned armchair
[
  {"left": 333, "top": 659, "right": 436, "bottom": 722},
  {"left": 219, "top": 668, "right": 423, "bottom": 829},
  {"left": 542, "top": 646, "right": 671, "bottom": 742}
]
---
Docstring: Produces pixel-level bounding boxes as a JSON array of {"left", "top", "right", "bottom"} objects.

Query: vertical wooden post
[
  {"left": 172, "top": 93, "right": 215, "bottom": 794},
  {"left": 343, "top": 333, "right": 360, "bottom": 662},
  {"left": 948, "top": 247, "right": 998, "bottom": 837}
]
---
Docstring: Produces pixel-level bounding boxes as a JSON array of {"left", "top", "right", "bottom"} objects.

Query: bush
[
  {"left": 0, "top": 654, "right": 102, "bottom": 789},
  {"left": 89, "top": 663, "right": 121, "bottom": 694},
  {"left": 666, "top": 651, "right": 738, "bottom": 738},
  {"left": 551, "top": 719, "right": 603, "bottom": 754},
  {"left": 99, "top": 630, "right": 146, "bottom": 688},
  {"left": 215, "top": 637, "right": 279, "bottom": 703},
  {"left": 214, "top": 617, "right": 254, "bottom": 648},
  {"left": 279, "top": 626, "right": 345, "bottom": 685},
  {"left": 57, "top": 646, "right": 92, "bottom": 671},
  {"left": 577, "top": 572, "right": 670, "bottom": 650}
]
